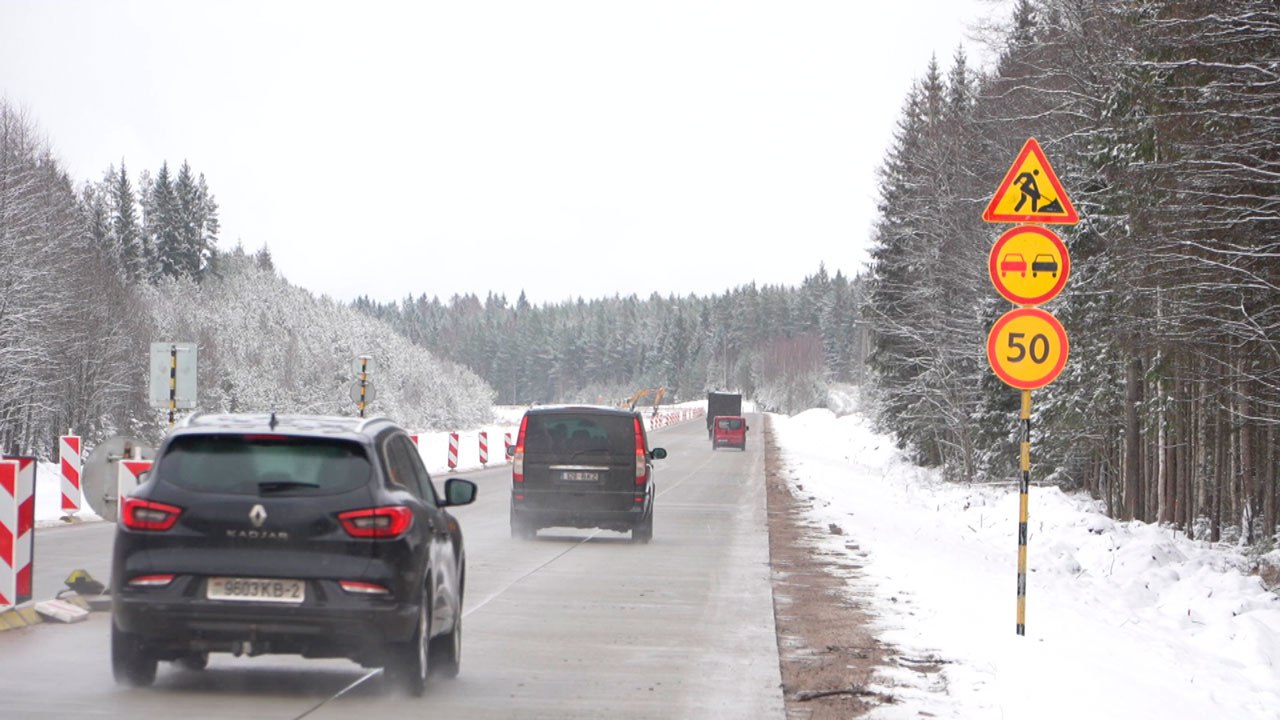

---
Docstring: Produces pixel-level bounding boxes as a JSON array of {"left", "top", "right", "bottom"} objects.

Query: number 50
[{"left": 1006, "top": 332, "right": 1051, "bottom": 364}]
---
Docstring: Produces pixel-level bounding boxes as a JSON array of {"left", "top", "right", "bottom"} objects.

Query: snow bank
[{"left": 771, "top": 409, "right": 1280, "bottom": 719}]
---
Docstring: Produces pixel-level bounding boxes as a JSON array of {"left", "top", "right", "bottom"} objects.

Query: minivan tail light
[
  {"left": 633, "top": 417, "right": 648, "bottom": 486},
  {"left": 338, "top": 506, "right": 414, "bottom": 538},
  {"left": 120, "top": 497, "right": 183, "bottom": 531},
  {"left": 513, "top": 415, "right": 528, "bottom": 484}
]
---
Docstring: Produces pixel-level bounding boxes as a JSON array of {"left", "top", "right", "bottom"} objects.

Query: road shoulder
[{"left": 766, "top": 414, "right": 895, "bottom": 718}]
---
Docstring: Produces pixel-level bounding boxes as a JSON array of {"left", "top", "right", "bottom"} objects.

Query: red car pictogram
[{"left": 1000, "top": 253, "right": 1027, "bottom": 278}]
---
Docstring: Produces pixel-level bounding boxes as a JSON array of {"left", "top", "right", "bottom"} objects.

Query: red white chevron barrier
[
  {"left": 0, "top": 458, "right": 36, "bottom": 611},
  {"left": 408, "top": 414, "right": 713, "bottom": 474},
  {"left": 646, "top": 408, "right": 700, "bottom": 430},
  {"left": 60, "top": 435, "right": 81, "bottom": 515},
  {"left": 117, "top": 459, "right": 153, "bottom": 521}
]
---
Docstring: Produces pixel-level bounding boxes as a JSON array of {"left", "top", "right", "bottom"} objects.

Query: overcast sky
[{"left": 1, "top": 1, "right": 1006, "bottom": 306}]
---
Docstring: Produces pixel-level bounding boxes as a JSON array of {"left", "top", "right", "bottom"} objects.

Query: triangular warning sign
[{"left": 983, "top": 138, "right": 1078, "bottom": 225}]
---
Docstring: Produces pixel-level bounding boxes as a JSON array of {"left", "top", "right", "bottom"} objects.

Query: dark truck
[{"left": 706, "top": 391, "right": 743, "bottom": 439}]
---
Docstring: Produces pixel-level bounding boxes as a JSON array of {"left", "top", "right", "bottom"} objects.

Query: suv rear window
[
  {"left": 524, "top": 414, "right": 637, "bottom": 456},
  {"left": 155, "top": 435, "right": 372, "bottom": 495}
]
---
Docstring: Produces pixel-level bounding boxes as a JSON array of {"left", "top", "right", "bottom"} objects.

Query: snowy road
[{"left": 0, "top": 416, "right": 783, "bottom": 719}]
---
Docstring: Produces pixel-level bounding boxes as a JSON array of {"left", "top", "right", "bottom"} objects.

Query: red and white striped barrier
[
  {"left": 0, "top": 457, "right": 36, "bottom": 610},
  {"left": 0, "top": 460, "right": 16, "bottom": 610},
  {"left": 478, "top": 431, "right": 489, "bottom": 466},
  {"left": 117, "top": 460, "right": 153, "bottom": 521},
  {"left": 505, "top": 432, "right": 513, "bottom": 463},
  {"left": 646, "top": 409, "right": 698, "bottom": 430},
  {"left": 447, "top": 433, "right": 459, "bottom": 470},
  {"left": 60, "top": 435, "right": 81, "bottom": 515}
]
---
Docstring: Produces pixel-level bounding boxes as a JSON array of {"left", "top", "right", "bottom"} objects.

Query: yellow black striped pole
[
  {"left": 1017, "top": 389, "right": 1031, "bottom": 635},
  {"left": 358, "top": 358, "right": 368, "bottom": 418},
  {"left": 168, "top": 346, "right": 178, "bottom": 429}
]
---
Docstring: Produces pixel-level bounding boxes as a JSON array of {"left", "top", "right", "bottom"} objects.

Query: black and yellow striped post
[
  {"left": 1016, "top": 389, "right": 1031, "bottom": 635},
  {"left": 168, "top": 345, "right": 178, "bottom": 429},
  {"left": 358, "top": 357, "right": 369, "bottom": 418}
]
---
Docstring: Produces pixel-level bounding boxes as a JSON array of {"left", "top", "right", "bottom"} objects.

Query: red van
[{"left": 712, "top": 416, "right": 749, "bottom": 451}]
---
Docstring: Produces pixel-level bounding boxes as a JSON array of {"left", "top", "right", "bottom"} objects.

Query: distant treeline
[{"left": 352, "top": 264, "right": 868, "bottom": 416}]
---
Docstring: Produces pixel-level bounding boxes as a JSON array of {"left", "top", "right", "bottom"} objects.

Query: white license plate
[
  {"left": 207, "top": 577, "right": 305, "bottom": 603},
  {"left": 560, "top": 471, "right": 599, "bottom": 482}
]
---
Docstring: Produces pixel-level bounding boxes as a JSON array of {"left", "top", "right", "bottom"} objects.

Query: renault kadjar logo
[{"left": 228, "top": 504, "right": 288, "bottom": 541}]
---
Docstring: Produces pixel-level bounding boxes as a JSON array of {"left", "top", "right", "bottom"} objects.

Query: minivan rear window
[
  {"left": 156, "top": 435, "right": 372, "bottom": 495},
  {"left": 717, "top": 418, "right": 743, "bottom": 430},
  {"left": 523, "top": 414, "right": 636, "bottom": 457}
]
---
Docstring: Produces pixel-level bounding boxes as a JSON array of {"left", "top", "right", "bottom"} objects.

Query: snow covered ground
[
  {"left": 772, "top": 408, "right": 1280, "bottom": 720},
  {"left": 27, "top": 403, "right": 1280, "bottom": 717}
]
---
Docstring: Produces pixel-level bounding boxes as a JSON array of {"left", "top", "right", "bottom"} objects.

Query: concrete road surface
[{"left": 0, "top": 415, "right": 782, "bottom": 719}]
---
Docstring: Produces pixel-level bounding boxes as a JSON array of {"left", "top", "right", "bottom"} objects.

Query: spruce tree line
[
  {"left": 352, "top": 264, "right": 868, "bottom": 415},
  {"left": 80, "top": 158, "right": 221, "bottom": 285}
]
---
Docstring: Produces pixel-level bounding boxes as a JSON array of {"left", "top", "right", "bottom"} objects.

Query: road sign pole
[
  {"left": 168, "top": 346, "right": 177, "bottom": 429},
  {"left": 359, "top": 357, "right": 368, "bottom": 418},
  {"left": 1016, "top": 389, "right": 1031, "bottom": 636}
]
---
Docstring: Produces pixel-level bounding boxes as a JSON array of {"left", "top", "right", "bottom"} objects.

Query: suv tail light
[
  {"left": 512, "top": 414, "right": 528, "bottom": 487},
  {"left": 128, "top": 574, "right": 175, "bottom": 587},
  {"left": 338, "top": 506, "right": 414, "bottom": 538},
  {"left": 633, "top": 417, "right": 649, "bottom": 486},
  {"left": 339, "top": 580, "right": 391, "bottom": 595},
  {"left": 121, "top": 497, "right": 183, "bottom": 531}
]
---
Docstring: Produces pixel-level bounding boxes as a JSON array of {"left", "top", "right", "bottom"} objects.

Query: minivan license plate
[
  {"left": 208, "top": 577, "right": 305, "bottom": 603},
  {"left": 559, "top": 471, "right": 599, "bottom": 482}
]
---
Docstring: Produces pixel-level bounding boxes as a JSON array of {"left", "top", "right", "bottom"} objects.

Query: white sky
[
  {"left": 39, "top": 401, "right": 1280, "bottom": 716},
  {"left": 1, "top": 0, "right": 1004, "bottom": 306}
]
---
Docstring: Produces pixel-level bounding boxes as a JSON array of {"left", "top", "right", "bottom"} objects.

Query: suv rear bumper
[{"left": 113, "top": 580, "right": 418, "bottom": 662}]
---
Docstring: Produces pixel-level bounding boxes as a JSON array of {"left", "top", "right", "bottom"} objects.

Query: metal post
[
  {"left": 168, "top": 345, "right": 177, "bottom": 428},
  {"left": 1017, "top": 389, "right": 1031, "bottom": 636},
  {"left": 358, "top": 358, "right": 368, "bottom": 418}
]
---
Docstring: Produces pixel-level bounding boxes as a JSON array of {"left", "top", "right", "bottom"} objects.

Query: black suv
[
  {"left": 508, "top": 406, "right": 666, "bottom": 543},
  {"left": 110, "top": 413, "right": 476, "bottom": 695}
]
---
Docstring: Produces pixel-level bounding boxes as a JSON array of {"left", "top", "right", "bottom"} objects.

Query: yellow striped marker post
[
  {"left": 168, "top": 346, "right": 178, "bottom": 429},
  {"left": 1017, "top": 390, "right": 1031, "bottom": 635}
]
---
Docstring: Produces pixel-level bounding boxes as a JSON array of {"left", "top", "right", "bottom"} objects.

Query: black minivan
[{"left": 508, "top": 406, "right": 666, "bottom": 543}]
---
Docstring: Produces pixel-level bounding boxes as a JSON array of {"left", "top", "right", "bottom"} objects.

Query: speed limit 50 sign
[{"left": 986, "top": 307, "right": 1069, "bottom": 390}]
